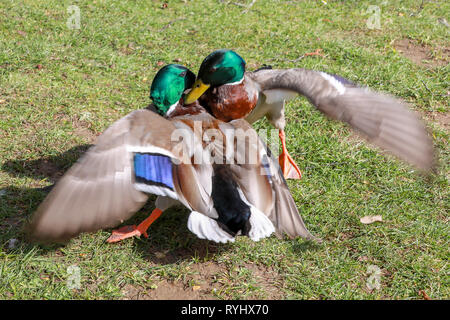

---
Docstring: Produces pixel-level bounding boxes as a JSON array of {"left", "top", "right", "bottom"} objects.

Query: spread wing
[
  {"left": 26, "top": 108, "right": 181, "bottom": 242},
  {"left": 248, "top": 69, "right": 435, "bottom": 172},
  {"left": 225, "top": 119, "right": 317, "bottom": 240}
]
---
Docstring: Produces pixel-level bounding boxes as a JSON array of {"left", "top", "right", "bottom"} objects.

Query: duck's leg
[
  {"left": 106, "top": 208, "right": 163, "bottom": 243},
  {"left": 278, "top": 130, "right": 302, "bottom": 180}
]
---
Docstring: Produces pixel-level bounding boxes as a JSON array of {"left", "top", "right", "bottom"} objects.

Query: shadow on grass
[
  {"left": 287, "top": 238, "right": 322, "bottom": 256},
  {"left": 1, "top": 144, "right": 93, "bottom": 243},
  {"left": 2, "top": 144, "right": 92, "bottom": 183},
  {"left": 0, "top": 182, "right": 230, "bottom": 264},
  {"left": 0, "top": 145, "right": 88, "bottom": 254},
  {"left": 114, "top": 202, "right": 233, "bottom": 265}
]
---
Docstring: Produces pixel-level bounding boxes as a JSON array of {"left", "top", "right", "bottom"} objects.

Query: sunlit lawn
[{"left": 0, "top": 0, "right": 448, "bottom": 299}]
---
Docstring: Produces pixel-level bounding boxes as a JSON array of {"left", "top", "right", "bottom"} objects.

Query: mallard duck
[
  {"left": 184, "top": 49, "right": 435, "bottom": 178},
  {"left": 27, "top": 64, "right": 316, "bottom": 244}
]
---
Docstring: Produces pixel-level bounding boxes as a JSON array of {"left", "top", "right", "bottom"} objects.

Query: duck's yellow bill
[{"left": 184, "top": 79, "right": 210, "bottom": 104}]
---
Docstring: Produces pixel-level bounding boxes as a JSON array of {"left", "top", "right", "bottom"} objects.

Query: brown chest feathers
[
  {"left": 199, "top": 80, "right": 258, "bottom": 122},
  {"left": 167, "top": 100, "right": 205, "bottom": 118}
]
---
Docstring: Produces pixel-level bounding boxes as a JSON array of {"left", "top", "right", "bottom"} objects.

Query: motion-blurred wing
[
  {"left": 27, "top": 108, "right": 180, "bottom": 242},
  {"left": 249, "top": 69, "right": 435, "bottom": 172}
]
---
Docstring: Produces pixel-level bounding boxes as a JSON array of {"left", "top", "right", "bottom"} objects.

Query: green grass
[{"left": 0, "top": 0, "right": 448, "bottom": 299}]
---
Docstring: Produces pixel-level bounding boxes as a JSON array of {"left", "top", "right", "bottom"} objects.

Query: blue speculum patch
[{"left": 133, "top": 153, "right": 174, "bottom": 189}]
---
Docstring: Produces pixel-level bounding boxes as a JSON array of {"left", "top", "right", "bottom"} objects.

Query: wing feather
[
  {"left": 227, "top": 119, "right": 317, "bottom": 240},
  {"left": 248, "top": 69, "right": 435, "bottom": 171},
  {"left": 27, "top": 109, "right": 180, "bottom": 242}
]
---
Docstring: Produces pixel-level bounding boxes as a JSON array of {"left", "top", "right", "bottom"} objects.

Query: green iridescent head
[
  {"left": 150, "top": 64, "right": 196, "bottom": 115},
  {"left": 198, "top": 49, "right": 246, "bottom": 86},
  {"left": 184, "top": 50, "right": 246, "bottom": 104}
]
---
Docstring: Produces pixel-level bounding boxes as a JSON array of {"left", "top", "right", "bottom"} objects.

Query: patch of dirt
[
  {"left": 121, "top": 281, "right": 209, "bottom": 300},
  {"left": 394, "top": 39, "right": 448, "bottom": 67},
  {"left": 424, "top": 111, "right": 450, "bottom": 131},
  {"left": 71, "top": 115, "right": 97, "bottom": 143},
  {"left": 145, "top": 280, "right": 214, "bottom": 300},
  {"left": 121, "top": 261, "right": 225, "bottom": 300},
  {"left": 120, "top": 259, "right": 286, "bottom": 300},
  {"left": 243, "top": 263, "right": 285, "bottom": 299}
]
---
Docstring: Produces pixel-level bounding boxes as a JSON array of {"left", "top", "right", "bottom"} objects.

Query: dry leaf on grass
[
  {"left": 360, "top": 215, "right": 383, "bottom": 224},
  {"left": 419, "top": 290, "right": 432, "bottom": 300}
]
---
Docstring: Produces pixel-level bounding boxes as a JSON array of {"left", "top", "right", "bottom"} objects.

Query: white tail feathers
[
  {"left": 187, "top": 211, "right": 235, "bottom": 243},
  {"left": 187, "top": 207, "right": 275, "bottom": 243},
  {"left": 248, "top": 207, "right": 275, "bottom": 241}
]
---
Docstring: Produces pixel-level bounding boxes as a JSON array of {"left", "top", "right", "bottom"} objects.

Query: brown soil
[
  {"left": 424, "top": 111, "right": 450, "bottom": 131},
  {"left": 121, "top": 261, "right": 225, "bottom": 300},
  {"left": 242, "top": 263, "right": 285, "bottom": 299},
  {"left": 121, "top": 280, "right": 212, "bottom": 300},
  {"left": 71, "top": 115, "right": 97, "bottom": 143},
  {"left": 394, "top": 39, "right": 448, "bottom": 67},
  {"left": 120, "top": 260, "right": 285, "bottom": 300}
]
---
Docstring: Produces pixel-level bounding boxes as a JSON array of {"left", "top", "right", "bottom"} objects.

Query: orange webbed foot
[
  {"left": 279, "top": 152, "right": 302, "bottom": 180},
  {"left": 106, "top": 208, "right": 163, "bottom": 244},
  {"left": 106, "top": 225, "right": 148, "bottom": 243},
  {"left": 278, "top": 130, "right": 303, "bottom": 180}
]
